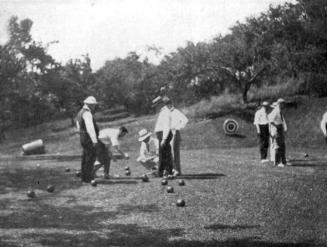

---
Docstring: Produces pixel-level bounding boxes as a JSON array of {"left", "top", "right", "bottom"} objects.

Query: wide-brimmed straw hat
[
  {"left": 83, "top": 96, "right": 98, "bottom": 104},
  {"left": 151, "top": 96, "right": 171, "bottom": 107},
  {"left": 276, "top": 98, "right": 286, "bottom": 104},
  {"left": 138, "top": 128, "right": 152, "bottom": 142},
  {"left": 271, "top": 102, "right": 278, "bottom": 108}
]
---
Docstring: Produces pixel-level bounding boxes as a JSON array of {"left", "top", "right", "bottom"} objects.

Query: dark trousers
[
  {"left": 92, "top": 141, "right": 111, "bottom": 176},
  {"left": 156, "top": 131, "right": 173, "bottom": 176},
  {"left": 171, "top": 130, "right": 181, "bottom": 174},
  {"left": 275, "top": 125, "right": 286, "bottom": 165},
  {"left": 258, "top": 124, "right": 269, "bottom": 159},
  {"left": 81, "top": 143, "right": 96, "bottom": 183}
]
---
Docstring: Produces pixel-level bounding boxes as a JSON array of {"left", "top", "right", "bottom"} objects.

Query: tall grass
[
  {"left": 182, "top": 93, "right": 242, "bottom": 118},
  {"left": 248, "top": 77, "right": 304, "bottom": 102}
]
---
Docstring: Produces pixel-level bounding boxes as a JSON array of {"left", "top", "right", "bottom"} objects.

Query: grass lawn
[
  {"left": 1, "top": 97, "right": 327, "bottom": 246},
  {"left": 0, "top": 147, "right": 326, "bottom": 247}
]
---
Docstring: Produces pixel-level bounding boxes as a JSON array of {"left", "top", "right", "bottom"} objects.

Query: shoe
[
  {"left": 172, "top": 170, "right": 180, "bottom": 177},
  {"left": 261, "top": 159, "right": 269, "bottom": 163},
  {"left": 277, "top": 163, "right": 285, "bottom": 167},
  {"left": 103, "top": 174, "right": 110, "bottom": 179}
]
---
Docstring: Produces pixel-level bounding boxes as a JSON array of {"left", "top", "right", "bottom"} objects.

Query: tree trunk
[
  {"left": 70, "top": 117, "right": 76, "bottom": 127},
  {"left": 242, "top": 80, "right": 252, "bottom": 103},
  {"left": 0, "top": 127, "right": 6, "bottom": 143}
]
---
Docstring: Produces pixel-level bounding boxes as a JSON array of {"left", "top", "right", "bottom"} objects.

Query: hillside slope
[{"left": 0, "top": 96, "right": 326, "bottom": 156}]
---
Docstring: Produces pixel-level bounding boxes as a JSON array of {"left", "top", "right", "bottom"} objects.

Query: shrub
[
  {"left": 248, "top": 77, "right": 304, "bottom": 102},
  {"left": 182, "top": 93, "right": 242, "bottom": 118}
]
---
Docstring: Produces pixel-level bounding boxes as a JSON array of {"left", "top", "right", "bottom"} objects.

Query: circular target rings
[{"left": 223, "top": 119, "right": 239, "bottom": 135}]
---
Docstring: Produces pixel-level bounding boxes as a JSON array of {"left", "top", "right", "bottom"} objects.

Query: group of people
[
  {"left": 74, "top": 93, "right": 327, "bottom": 178},
  {"left": 75, "top": 95, "right": 188, "bottom": 183},
  {"left": 254, "top": 98, "right": 288, "bottom": 167}
]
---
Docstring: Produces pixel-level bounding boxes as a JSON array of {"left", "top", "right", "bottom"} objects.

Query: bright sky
[{"left": 0, "top": 0, "right": 295, "bottom": 71}]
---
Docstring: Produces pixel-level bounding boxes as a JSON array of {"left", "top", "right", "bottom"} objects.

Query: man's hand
[{"left": 160, "top": 140, "right": 166, "bottom": 147}]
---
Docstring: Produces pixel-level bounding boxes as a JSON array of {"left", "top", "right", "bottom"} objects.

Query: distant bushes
[
  {"left": 248, "top": 77, "right": 305, "bottom": 102},
  {"left": 183, "top": 93, "right": 242, "bottom": 119}
]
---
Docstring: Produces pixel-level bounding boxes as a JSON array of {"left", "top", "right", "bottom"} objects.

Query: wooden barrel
[{"left": 22, "top": 139, "right": 45, "bottom": 155}]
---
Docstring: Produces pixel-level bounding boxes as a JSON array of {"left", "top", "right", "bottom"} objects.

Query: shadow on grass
[
  {"left": 0, "top": 166, "right": 83, "bottom": 194},
  {"left": 96, "top": 179, "right": 139, "bottom": 185},
  {"left": 179, "top": 173, "right": 225, "bottom": 180},
  {"left": 204, "top": 223, "right": 261, "bottom": 230},
  {"left": 288, "top": 159, "right": 327, "bottom": 168},
  {"left": 19, "top": 230, "right": 318, "bottom": 247},
  {"left": 0, "top": 200, "right": 159, "bottom": 230},
  {"left": 226, "top": 133, "right": 246, "bottom": 139}
]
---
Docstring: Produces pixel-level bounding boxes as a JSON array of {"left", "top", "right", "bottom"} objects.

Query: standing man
[
  {"left": 253, "top": 101, "right": 270, "bottom": 163},
  {"left": 170, "top": 105, "right": 188, "bottom": 175},
  {"left": 92, "top": 126, "right": 129, "bottom": 178},
  {"left": 75, "top": 96, "right": 100, "bottom": 182},
  {"left": 269, "top": 102, "right": 278, "bottom": 163},
  {"left": 153, "top": 96, "right": 173, "bottom": 177},
  {"left": 320, "top": 107, "right": 327, "bottom": 144},
  {"left": 268, "top": 98, "right": 288, "bottom": 167}
]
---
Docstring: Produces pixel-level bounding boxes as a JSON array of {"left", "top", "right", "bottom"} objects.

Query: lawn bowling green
[{"left": 0, "top": 147, "right": 326, "bottom": 246}]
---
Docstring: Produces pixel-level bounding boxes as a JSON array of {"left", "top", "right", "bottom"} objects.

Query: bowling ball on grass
[
  {"left": 176, "top": 199, "right": 185, "bottom": 207},
  {"left": 90, "top": 180, "right": 97, "bottom": 187},
  {"left": 178, "top": 179, "right": 185, "bottom": 186},
  {"left": 27, "top": 190, "right": 36, "bottom": 198},
  {"left": 166, "top": 186, "right": 174, "bottom": 193},
  {"left": 161, "top": 179, "right": 168, "bottom": 185},
  {"left": 46, "top": 185, "right": 55, "bottom": 193},
  {"left": 141, "top": 174, "right": 149, "bottom": 182}
]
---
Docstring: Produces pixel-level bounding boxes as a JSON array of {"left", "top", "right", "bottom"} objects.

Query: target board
[{"left": 223, "top": 119, "right": 239, "bottom": 135}]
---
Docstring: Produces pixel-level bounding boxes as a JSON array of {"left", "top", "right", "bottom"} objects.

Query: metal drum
[{"left": 22, "top": 139, "right": 45, "bottom": 155}]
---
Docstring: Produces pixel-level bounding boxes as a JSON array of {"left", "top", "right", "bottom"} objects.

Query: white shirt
[
  {"left": 154, "top": 106, "right": 172, "bottom": 140},
  {"left": 138, "top": 137, "right": 159, "bottom": 161},
  {"left": 171, "top": 107, "right": 188, "bottom": 131},
  {"left": 98, "top": 128, "right": 120, "bottom": 147},
  {"left": 320, "top": 112, "right": 327, "bottom": 135},
  {"left": 77, "top": 105, "right": 98, "bottom": 144},
  {"left": 253, "top": 107, "right": 269, "bottom": 125},
  {"left": 268, "top": 106, "right": 287, "bottom": 131}
]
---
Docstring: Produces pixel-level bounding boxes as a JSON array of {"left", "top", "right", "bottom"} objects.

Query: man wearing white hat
[
  {"left": 152, "top": 96, "right": 173, "bottom": 177},
  {"left": 269, "top": 102, "right": 278, "bottom": 162},
  {"left": 254, "top": 101, "right": 270, "bottom": 163},
  {"left": 75, "top": 96, "right": 100, "bottom": 182},
  {"left": 170, "top": 104, "right": 188, "bottom": 175},
  {"left": 136, "top": 128, "right": 159, "bottom": 170},
  {"left": 268, "top": 98, "right": 288, "bottom": 167},
  {"left": 320, "top": 107, "right": 327, "bottom": 144}
]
